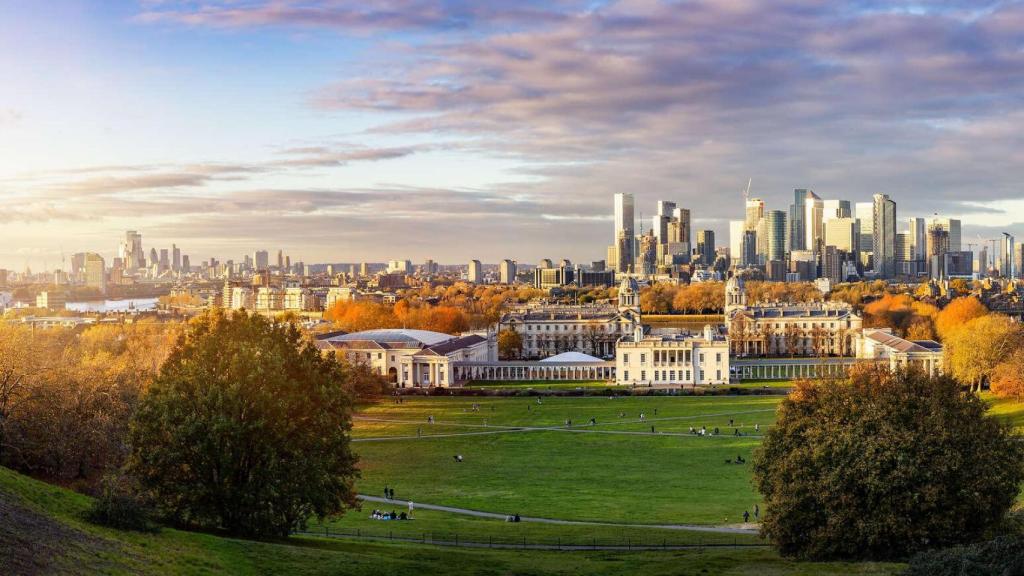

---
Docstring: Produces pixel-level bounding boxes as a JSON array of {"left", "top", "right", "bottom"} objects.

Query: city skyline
[{"left": 3, "top": 1, "right": 1024, "bottom": 269}]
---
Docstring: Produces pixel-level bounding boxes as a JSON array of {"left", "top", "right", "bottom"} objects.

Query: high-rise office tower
[
  {"left": 652, "top": 201, "right": 676, "bottom": 243},
  {"left": 149, "top": 247, "right": 159, "bottom": 268},
  {"left": 745, "top": 198, "right": 765, "bottom": 231},
  {"left": 824, "top": 217, "right": 859, "bottom": 253},
  {"left": 855, "top": 202, "right": 874, "bottom": 268},
  {"left": 159, "top": 249, "right": 169, "bottom": 271},
  {"left": 872, "top": 194, "right": 897, "bottom": 278},
  {"left": 182, "top": 255, "right": 190, "bottom": 273},
  {"left": 930, "top": 218, "right": 962, "bottom": 252},
  {"left": 499, "top": 259, "right": 517, "bottom": 284},
  {"left": 610, "top": 193, "right": 635, "bottom": 273},
  {"left": 672, "top": 207, "right": 691, "bottom": 244},
  {"left": 468, "top": 260, "right": 482, "bottom": 283},
  {"left": 120, "top": 231, "right": 144, "bottom": 270},
  {"left": 1001, "top": 233, "right": 1016, "bottom": 279},
  {"left": 765, "top": 210, "right": 787, "bottom": 263},
  {"left": 172, "top": 244, "right": 181, "bottom": 272},
  {"left": 907, "top": 217, "right": 926, "bottom": 261},
  {"left": 729, "top": 220, "right": 745, "bottom": 266},
  {"left": 696, "top": 230, "right": 715, "bottom": 266},
  {"left": 277, "top": 250, "right": 284, "bottom": 270},
  {"left": 803, "top": 191, "right": 824, "bottom": 253},
  {"left": 84, "top": 253, "right": 106, "bottom": 295},
  {"left": 741, "top": 230, "right": 758, "bottom": 267},
  {"left": 789, "top": 189, "right": 809, "bottom": 251},
  {"left": 822, "top": 199, "right": 852, "bottom": 219},
  {"left": 254, "top": 250, "right": 269, "bottom": 270}
]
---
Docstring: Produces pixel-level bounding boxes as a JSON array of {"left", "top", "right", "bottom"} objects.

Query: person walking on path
[
  {"left": 408, "top": 501, "right": 414, "bottom": 518},
  {"left": 754, "top": 504, "right": 759, "bottom": 520},
  {"left": 384, "top": 486, "right": 390, "bottom": 500},
  {"left": 743, "top": 510, "right": 750, "bottom": 523}
]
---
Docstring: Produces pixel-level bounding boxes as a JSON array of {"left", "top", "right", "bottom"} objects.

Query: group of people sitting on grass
[
  {"left": 688, "top": 426, "right": 719, "bottom": 436},
  {"left": 504, "top": 514, "right": 522, "bottom": 523},
  {"left": 725, "top": 455, "right": 747, "bottom": 465},
  {"left": 370, "top": 509, "right": 409, "bottom": 521}
]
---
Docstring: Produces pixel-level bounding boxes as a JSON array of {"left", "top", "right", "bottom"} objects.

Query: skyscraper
[
  {"left": 872, "top": 194, "right": 897, "bottom": 278},
  {"left": 822, "top": 199, "right": 852, "bottom": 219},
  {"left": 789, "top": 189, "right": 809, "bottom": 251},
  {"left": 855, "top": 202, "right": 874, "bottom": 268},
  {"left": 930, "top": 217, "right": 962, "bottom": 252},
  {"left": 1001, "top": 233, "right": 1016, "bottom": 279},
  {"left": 84, "top": 253, "right": 106, "bottom": 295},
  {"left": 672, "top": 207, "right": 691, "bottom": 245},
  {"left": 803, "top": 191, "right": 824, "bottom": 253},
  {"left": 120, "top": 231, "right": 144, "bottom": 271},
  {"left": 254, "top": 250, "right": 269, "bottom": 270},
  {"left": 764, "top": 210, "right": 787, "bottom": 263},
  {"left": 824, "top": 218, "right": 859, "bottom": 253},
  {"left": 729, "top": 220, "right": 745, "bottom": 266},
  {"left": 172, "top": 244, "right": 181, "bottom": 272},
  {"left": 696, "top": 230, "right": 715, "bottom": 266},
  {"left": 612, "top": 193, "right": 635, "bottom": 273},
  {"left": 745, "top": 198, "right": 765, "bottom": 231},
  {"left": 907, "top": 217, "right": 926, "bottom": 261},
  {"left": 652, "top": 201, "right": 676, "bottom": 243}
]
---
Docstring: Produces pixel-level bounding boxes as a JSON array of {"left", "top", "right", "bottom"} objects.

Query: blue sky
[{"left": 1, "top": 0, "right": 1023, "bottom": 269}]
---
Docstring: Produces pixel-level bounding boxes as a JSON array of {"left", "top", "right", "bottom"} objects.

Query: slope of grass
[{"left": 0, "top": 466, "right": 904, "bottom": 575}]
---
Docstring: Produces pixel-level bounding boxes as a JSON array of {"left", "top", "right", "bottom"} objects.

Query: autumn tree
[
  {"left": 991, "top": 349, "right": 1024, "bottom": 402},
  {"left": 935, "top": 296, "right": 988, "bottom": 340},
  {"left": 945, "top": 314, "right": 1024, "bottom": 392},
  {"left": 754, "top": 367, "right": 1024, "bottom": 560},
  {"left": 497, "top": 329, "right": 523, "bottom": 360},
  {"left": 129, "top": 310, "right": 358, "bottom": 537}
]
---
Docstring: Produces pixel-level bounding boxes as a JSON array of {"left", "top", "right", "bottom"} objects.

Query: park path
[{"left": 357, "top": 495, "right": 758, "bottom": 535}]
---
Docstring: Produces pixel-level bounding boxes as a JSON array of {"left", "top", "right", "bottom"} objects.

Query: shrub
[
  {"left": 903, "top": 535, "right": 1024, "bottom": 576},
  {"left": 87, "top": 473, "right": 154, "bottom": 532}
]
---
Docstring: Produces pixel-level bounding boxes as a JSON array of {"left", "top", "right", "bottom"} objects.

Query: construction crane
[{"left": 742, "top": 178, "right": 752, "bottom": 203}]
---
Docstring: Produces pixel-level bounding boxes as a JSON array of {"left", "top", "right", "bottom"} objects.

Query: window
[
  {"left": 685, "top": 350, "right": 691, "bottom": 363},
  {"left": 716, "top": 353, "right": 721, "bottom": 362},
  {"left": 641, "top": 370, "right": 646, "bottom": 381},
  {"left": 623, "top": 353, "right": 629, "bottom": 363},
  {"left": 716, "top": 370, "right": 721, "bottom": 381},
  {"left": 640, "top": 353, "right": 646, "bottom": 363},
  {"left": 624, "top": 370, "right": 629, "bottom": 380},
  {"left": 670, "top": 371, "right": 676, "bottom": 380},
  {"left": 685, "top": 370, "right": 690, "bottom": 380}
]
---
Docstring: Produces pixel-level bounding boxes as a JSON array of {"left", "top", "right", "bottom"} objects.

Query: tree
[
  {"left": 935, "top": 296, "right": 988, "bottom": 340},
  {"left": 753, "top": 367, "right": 1024, "bottom": 561},
  {"left": 945, "top": 314, "right": 1024, "bottom": 392},
  {"left": 497, "top": 328, "right": 523, "bottom": 360},
  {"left": 128, "top": 310, "right": 358, "bottom": 537},
  {"left": 991, "top": 349, "right": 1024, "bottom": 402}
]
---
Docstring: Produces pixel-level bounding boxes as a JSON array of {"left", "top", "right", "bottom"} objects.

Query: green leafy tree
[
  {"left": 128, "top": 309, "right": 358, "bottom": 537},
  {"left": 753, "top": 366, "right": 1024, "bottom": 561}
]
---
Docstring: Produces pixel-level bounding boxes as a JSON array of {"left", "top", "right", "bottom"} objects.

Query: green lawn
[
  {"left": 0, "top": 465, "right": 904, "bottom": 575},
  {"left": 464, "top": 379, "right": 614, "bottom": 389},
  {"left": 983, "top": 392, "right": 1024, "bottom": 431},
  {"left": 352, "top": 396, "right": 781, "bottom": 525}
]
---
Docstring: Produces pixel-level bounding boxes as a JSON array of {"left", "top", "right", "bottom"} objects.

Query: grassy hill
[{"left": 0, "top": 466, "right": 904, "bottom": 575}]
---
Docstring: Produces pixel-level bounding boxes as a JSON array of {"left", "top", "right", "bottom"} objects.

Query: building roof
[
  {"left": 318, "top": 328, "right": 453, "bottom": 348},
  {"left": 863, "top": 329, "right": 942, "bottom": 354},
  {"left": 418, "top": 334, "right": 488, "bottom": 356},
  {"left": 539, "top": 351, "right": 605, "bottom": 363}
]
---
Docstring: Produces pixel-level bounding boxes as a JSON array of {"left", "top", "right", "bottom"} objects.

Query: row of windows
[
  {"left": 522, "top": 323, "right": 629, "bottom": 332},
  {"left": 622, "top": 351, "right": 722, "bottom": 364},
  {"left": 621, "top": 369, "right": 722, "bottom": 382}
]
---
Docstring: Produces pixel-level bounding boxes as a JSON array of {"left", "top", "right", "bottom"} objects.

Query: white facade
[{"left": 616, "top": 325, "right": 730, "bottom": 386}]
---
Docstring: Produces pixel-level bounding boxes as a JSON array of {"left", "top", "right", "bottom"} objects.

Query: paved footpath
[{"left": 358, "top": 495, "right": 758, "bottom": 534}]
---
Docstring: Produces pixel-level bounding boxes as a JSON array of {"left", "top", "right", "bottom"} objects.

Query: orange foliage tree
[
  {"left": 862, "top": 293, "right": 939, "bottom": 339},
  {"left": 935, "top": 296, "right": 988, "bottom": 340},
  {"left": 990, "top": 349, "right": 1024, "bottom": 402}
]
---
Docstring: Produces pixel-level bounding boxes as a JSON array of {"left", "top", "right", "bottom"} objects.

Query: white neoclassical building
[
  {"left": 725, "top": 276, "right": 862, "bottom": 357},
  {"left": 856, "top": 328, "right": 944, "bottom": 376},
  {"left": 616, "top": 325, "right": 730, "bottom": 386},
  {"left": 498, "top": 276, "right": 642, "bottom": 360},
  {"left": 315, "top": 328, "right": 492, "bottom": 388}
]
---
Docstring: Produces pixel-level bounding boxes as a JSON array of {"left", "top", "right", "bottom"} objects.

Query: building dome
[
  {"left": 726, "top": 275, "right": 745, "bottom": 293},
  {"left": 619, "top": 276, "right": 639, "bottom": 295}
]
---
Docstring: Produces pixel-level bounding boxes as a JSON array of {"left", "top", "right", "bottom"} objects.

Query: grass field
[
  {"left": 0, "top": 466, "right": 904, "bottom": 575},
  {"left": 353, "top": 395, "right": 779, "bottom": 525}
]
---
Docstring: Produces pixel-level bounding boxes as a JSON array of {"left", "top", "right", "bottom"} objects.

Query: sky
[{"left": 1, "top": 0, "right": 1023, "bottom": 270}]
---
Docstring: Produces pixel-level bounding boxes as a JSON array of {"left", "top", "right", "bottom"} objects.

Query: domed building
[{"left": 315, "top": 328, "right": 491, "bottom": 388}]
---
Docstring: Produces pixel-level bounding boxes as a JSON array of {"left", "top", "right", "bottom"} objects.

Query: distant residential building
[
  {"left": 468, "top": 259, "right": 483, "bottom": 283},
  {"left": 499, "top": 259, "right": 517, "bottom": 284},
  {"left": 36, "top": 291, "right": 66, "bottom": 311},
  {"left": 696, "top": 230, "right": 715, "bottom": 266}
]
